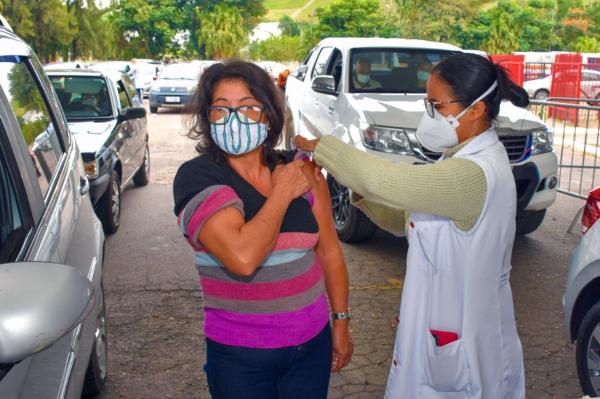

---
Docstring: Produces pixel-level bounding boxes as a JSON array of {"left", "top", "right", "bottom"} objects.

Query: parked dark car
[
  {"left": 148, "top": 62, "right": 201, "bottom": 113},
  {"left": 46, "top": 69, "right": 150, "bottom": 233},
  {"left": 0, "top": 19, "right": 106, "bottom": 398}
]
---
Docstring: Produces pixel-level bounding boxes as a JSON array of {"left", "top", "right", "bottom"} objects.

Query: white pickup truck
[{"left": 285, "top": 37, "right": 558, "bottom": 242}]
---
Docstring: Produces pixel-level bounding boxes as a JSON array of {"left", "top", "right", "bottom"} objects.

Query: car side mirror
[
  {"left": 0, "top": 262, "right": 94, "bottom": 366},
  {"left": 118, "top": 106, "right": 146, "bottom": 122},
  {"left": 312, "top": 75, "right": 337, "bottom": 95}
]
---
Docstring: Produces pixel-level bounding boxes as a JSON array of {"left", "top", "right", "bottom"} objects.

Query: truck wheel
[
  {"left": 328, "top": 176, "right": 377, "bottom": 243},
  {"left": 576, "top": 300, "right": 600, "bottom": 396},
  {"left": 97, "top": 170, "right": 121, "bottom": 235},
  {"left": 83, "top": 283, "right": 108, "bottom": 397},
  {"left": 515, "top": 209, "right": 545, "bottom": 236},
  {"left": 133, "top": 145, "right": 150, "bottom": 186},
  {"left": 534, "top": 89, "right": 549, "bottom": 100}
]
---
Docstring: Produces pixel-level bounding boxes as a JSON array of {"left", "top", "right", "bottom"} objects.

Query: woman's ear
[{"left": 468, "top": 100, "right": 487, "bottom": 121}]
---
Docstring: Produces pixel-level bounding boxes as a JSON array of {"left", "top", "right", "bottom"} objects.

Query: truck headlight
[
  {"left": 361, "top": 126, "right": 414, "bottom": 155},
  {"left": 84, "top": 159, "right": 99, "bottom": 178},
  {"left": 150, "top": 86, "right": 160, "bottom": 93},
  {"left": 531, "top": 128, "right": 553, "bottom": 155}
]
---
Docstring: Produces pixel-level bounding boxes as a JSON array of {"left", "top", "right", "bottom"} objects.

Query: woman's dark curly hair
[{"left": 184, "top": 59, "right": 285, "bottom": 164}]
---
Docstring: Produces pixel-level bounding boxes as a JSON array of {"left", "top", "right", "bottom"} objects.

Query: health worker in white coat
[{"left": 295, "top": 53, "right": 528, "bottom": 398}]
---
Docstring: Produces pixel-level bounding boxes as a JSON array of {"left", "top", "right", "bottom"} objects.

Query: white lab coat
[{"left": 384, "top": 128, "right": 525, "bottom": 399}]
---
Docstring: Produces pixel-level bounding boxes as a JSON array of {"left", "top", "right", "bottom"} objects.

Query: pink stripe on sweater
[
  {"left": 185, "top": 187, "right": 240, "bottom": 240},
  {"left": 201, "top": 260, "right": 323, "bottom": 300},
  {"left": 272, "top": 232, "right": 319, "bottom": 251},
  {"left": 204, "top": 294, "right": 329, "bottom": 348}
]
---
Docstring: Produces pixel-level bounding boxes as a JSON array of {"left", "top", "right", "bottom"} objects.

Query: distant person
[
  {"left": 173, "top": 60, "right": 352, "bottom": 399},
  {"left": 416, "top": 60, "right": 433, "bottom": 89},
  {"left": 352, "top": 58, "right": 381, "bottom": 90},
  {"left": 276, "top": 68, "right": 290, "bottom": 92},
  {"left": 128, "top": 58, "right": 144, "bottom": 100}
]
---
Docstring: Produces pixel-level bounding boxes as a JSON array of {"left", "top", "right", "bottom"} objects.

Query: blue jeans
[{"left": 205, "top": 324, "right": 332, "bottom": 399}]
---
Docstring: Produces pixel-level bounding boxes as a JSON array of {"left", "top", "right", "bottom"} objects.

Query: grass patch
[
  {"left": 295, "top": 0, "right": 337, "bottom": 20},
  {"left": 264, "top": 0, "right": 309, "bottom": 9}
]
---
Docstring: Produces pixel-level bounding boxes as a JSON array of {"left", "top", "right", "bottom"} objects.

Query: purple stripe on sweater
[{"left": 204, "top": 294, "right": 329, "bottom": 348}]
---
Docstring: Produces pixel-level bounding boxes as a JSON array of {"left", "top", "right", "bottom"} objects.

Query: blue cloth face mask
[{"left": 210, "top": 113, "right": 269, "bottom": 155}]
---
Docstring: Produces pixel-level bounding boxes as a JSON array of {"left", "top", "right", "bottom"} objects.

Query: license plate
[{"left": 165, "top": 96, "right": 180, "bottom": 103}]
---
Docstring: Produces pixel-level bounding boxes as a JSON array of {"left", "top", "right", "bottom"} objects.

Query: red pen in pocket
[{"left": 430, "top": 329, "right": 459, "bottom": 347}]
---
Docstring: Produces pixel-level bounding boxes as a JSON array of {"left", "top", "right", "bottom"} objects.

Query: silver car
[
  {"left": 564, "top": 186, "right": 600, "bottom": 396},
  {"left": 0, "top": 21, "right": 107, "bottom": 398},
  {"left": 45, "top": 69, "right": 150, "bottom": 234}
]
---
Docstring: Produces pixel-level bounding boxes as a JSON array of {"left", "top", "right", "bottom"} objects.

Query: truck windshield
[{"left": 349, "top": 48, "right": 459, "bottom": 94}]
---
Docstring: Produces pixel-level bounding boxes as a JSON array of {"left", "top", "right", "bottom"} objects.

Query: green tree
[
  {"left": 279, "top": 15, "right": 300, "bottom": 37},
  {"left": 458, "top": 0, "right": 559, "bottom": 53},
  {"left": 0, "top": 0, "right": 34, "bottom": 38},
  {"left": 2, "top": 0, "right": 77, "bottom": 63},
  {"left": 196, "top": 5, "right": 248, "bottom": 59},
  {"left": 111, "top": 0, "right": 185, "bottom": 59},
  {"left": 314, "top": 0, "right": 397, "bottom": 38},
  {"left": 573, "top": 36, "right": 600, "bottom": 52},
  {"left": 181, "top": 0, "right": 266, "bottom": 57},
  {"left": 391, "top": 0, "right": 491, "bottom": 43},
  {"left": 481, "top": 5, "right": 520, "bottom": 53},
  {"left": 250, "top": 35, "right": 303, "bottom": 61},
  {"left": 65, "top": 1, "right": 117, "bottom": 60}
]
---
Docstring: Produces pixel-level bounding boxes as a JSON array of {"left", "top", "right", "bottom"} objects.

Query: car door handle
[
  {"left": 328, "top": 107, "right": 334, "bottom": 116},
  {"left": 80, "top": 176, "right": 90, "bottom": 196}
]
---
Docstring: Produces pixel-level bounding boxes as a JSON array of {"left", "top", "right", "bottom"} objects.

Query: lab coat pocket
[{"left": 423, "top": 331, "right": 471, "bottom": 395}]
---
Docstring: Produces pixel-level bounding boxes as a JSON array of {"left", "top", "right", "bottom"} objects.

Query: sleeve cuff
[
  {"left": 314, "top": 136, "right": 344, "bottom": 172},
  {"left": 178, "top": 185, "right": 244, "bottom": 249}
]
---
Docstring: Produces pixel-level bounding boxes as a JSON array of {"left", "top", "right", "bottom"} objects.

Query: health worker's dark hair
[{"left": 432, "top": 53, "right": 529, "bottom": 122}]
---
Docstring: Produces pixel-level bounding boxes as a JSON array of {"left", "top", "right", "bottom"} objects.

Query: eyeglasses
[
  {"left": 423, "top": 98, "right": 464, "bottom": 118},
  {"left": 207, "top": 105, "right": 265, "bottom": 125}
]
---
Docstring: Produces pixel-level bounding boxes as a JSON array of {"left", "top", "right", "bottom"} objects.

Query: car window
[
  {"left": 0, "top": 56, "right": 65, "bottom": 198},
  {"left": 49, "top": 76, "right": 112, "bottom": 120},
  {"left": 311, "top": 47, "right": 334, "bottom": 80},
  {"left": 117, "top": 80, "right": 131, "bottom": 110},
  {"left": 349, "top": 48, "right": 458, "bottom": 93},
  {"left": 0, "top": 143, "right": 27, "bottom": 263},
  {"left": 121, "top": 75, "right": 140, "bottom": 106},
  {"left": 327, "top": 49, "right": 343, "bottom": 92},
  {"left": 291, "top": 48, "right": 317, "bottom": 82}
]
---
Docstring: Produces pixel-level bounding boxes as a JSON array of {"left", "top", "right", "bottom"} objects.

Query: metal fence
[
  {"left": 528, "top": 98, "right": 600, "bottom": 230},
  {"left": 529, "top": 98, "right": 600, "bottom": 200}
]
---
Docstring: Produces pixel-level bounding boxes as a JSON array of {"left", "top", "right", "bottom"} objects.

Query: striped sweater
[{"left": 173, "top": 154, "right": 328, "bottom": 349}]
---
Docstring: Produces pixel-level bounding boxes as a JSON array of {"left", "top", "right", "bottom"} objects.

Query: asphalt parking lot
[{"left": 99, "top": 107, "right": 585, "bottom": 399}]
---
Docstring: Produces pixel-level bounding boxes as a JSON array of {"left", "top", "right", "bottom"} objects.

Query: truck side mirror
[
  {"left": 312, "top": 75, "right": 337, "bottom": 95},
  {"left": 0, "top": 262, "right": 94, "bottom": 368}
]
